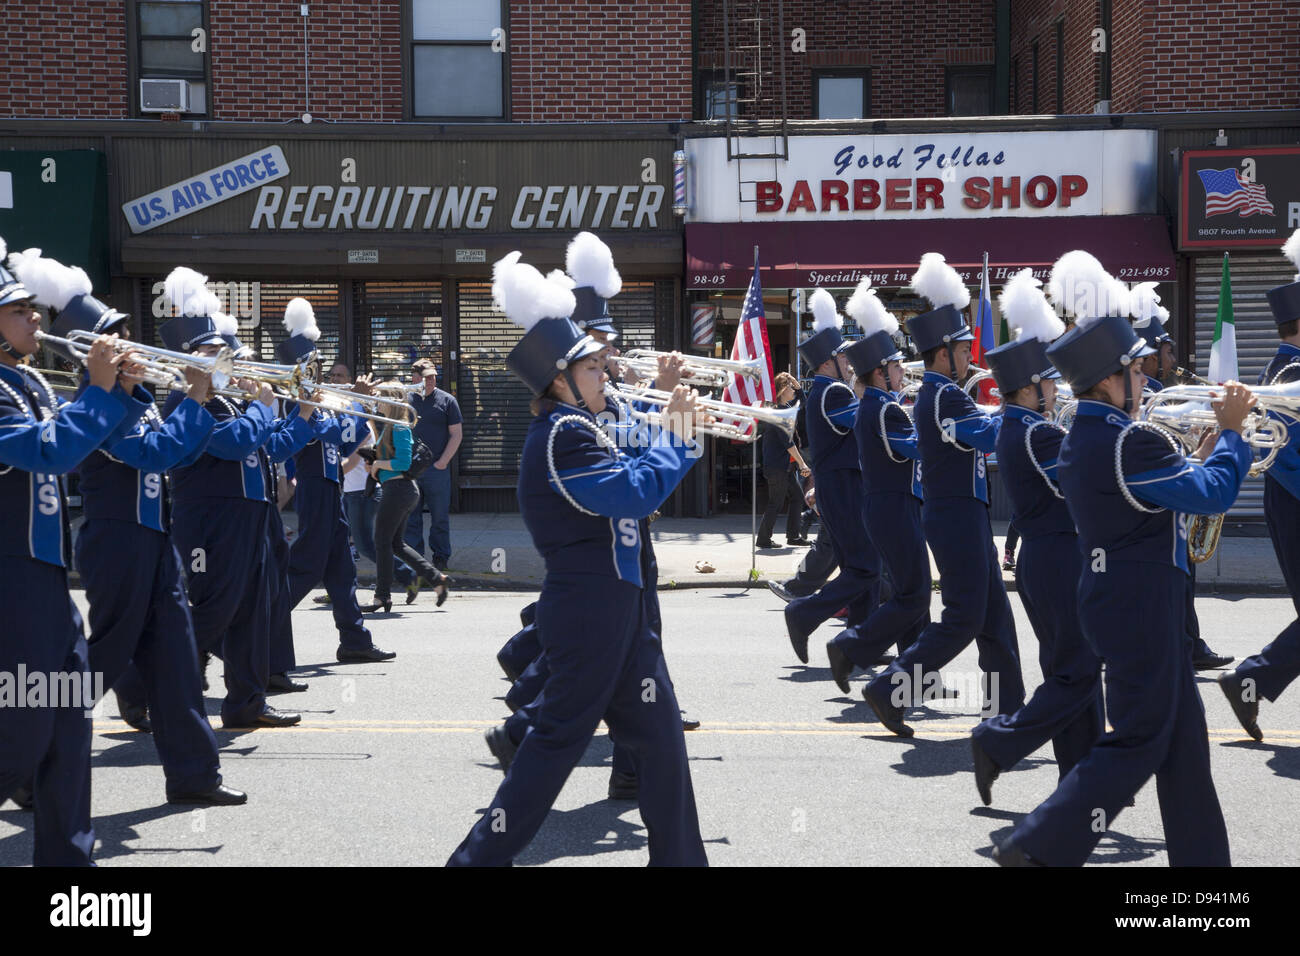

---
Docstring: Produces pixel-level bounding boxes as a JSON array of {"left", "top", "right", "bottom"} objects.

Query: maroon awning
[{"left": 686, "top": 215, "right": 1175, "bottom": 289}]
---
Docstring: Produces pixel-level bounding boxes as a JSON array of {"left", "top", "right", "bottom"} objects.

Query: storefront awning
[{"left": 686, "top": 215, "right": 1175, "bottom": 289}]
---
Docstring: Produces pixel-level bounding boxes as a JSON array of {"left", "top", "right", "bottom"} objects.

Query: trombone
[
  {"left": 608, "top": 383, "right": 798, "bottom": 442},
  {"left": 614, "top": 349, "right": 765, "bottom": 390},
  {"left": 35, "top": 329, "right": 235, "bottom": 391}
]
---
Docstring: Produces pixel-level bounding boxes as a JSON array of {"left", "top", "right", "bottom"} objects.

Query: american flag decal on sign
[
  {"left": 1197, "top": 168, "right": 1275, "bottom": 218},
  {"left": 691, "top": 304, "right": 716, "bottom": 348},
  {"left": 720, "top": 255, "right": 775, "bottom": 435}
]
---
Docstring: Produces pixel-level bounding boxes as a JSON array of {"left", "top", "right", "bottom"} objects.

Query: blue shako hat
[
  {"left": 7, "top": 246, "right": 129, "bottom": 362},
  {"left": 1267, "top": 230, "right": 1300, "bottom": 327},
  {"left": 907, "top": 304, "right": 973, "bottom": 355},
  {"left": 159, "top": 314, "right": 223, "bottom": 354},
  {"left": 842, "top": 330, "right": 903, "bottom": 377},
  {"left": 566, "top": 231, "right": 621, "bottom": 339},
  {"left": 1135, "top": 314, "right": 1171, "bottom": 349},
  {"left": 0, "top": 238, "right": 32, "bottom": 308},
  {"left": 986, "top": 338, "right": 1059, "bottom": 395},
  {"left": 158, "top": 265, "right": 226, "bottom": 353},
  {"left": 494, "top": 252, "right": 601, "bottom": 400},
  {"left": 52, "top": 294, "right": 128, "bottom": 339},
  {"left": 507, "top": 317, "right": 605, "bottom": 397},
  {"left": 798, "top": 288, "right": 846, "bottom": 371},
  {"left": 1046, "top": 315, "right": 1153, "bottom": 393},
  {"left": 276, "top": 297, "right": 321, "bottom": 365}
]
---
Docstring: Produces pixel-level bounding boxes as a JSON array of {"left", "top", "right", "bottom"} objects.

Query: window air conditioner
[{"left": 140, "top": 79, "right": 191, "bottom": 113}]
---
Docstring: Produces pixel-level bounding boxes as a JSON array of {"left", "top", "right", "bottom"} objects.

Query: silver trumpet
[
  {"left": 36, "top": 328, "right": 235, "bottom": 391},
  {"left": 609, "top": 383, "right": 798, "bottom": 442},
  {"left": 615, "top": 349, "right": 765, "bottom": 390}
]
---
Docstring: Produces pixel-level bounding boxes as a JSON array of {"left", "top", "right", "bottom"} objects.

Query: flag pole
[{"left": 751, "top": 244, "right": 759, "bottom": 575}]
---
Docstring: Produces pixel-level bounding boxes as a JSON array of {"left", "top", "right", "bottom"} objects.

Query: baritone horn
[{"left": 609, "top": 383, "right": 798, "bottom": 442}]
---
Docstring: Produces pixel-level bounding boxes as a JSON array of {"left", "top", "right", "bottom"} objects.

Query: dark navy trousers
[
  {"left": 831, "top": 491, "right": 930, "bottom": 669},
  {"left": 449, "top": 575, "right": 704, "bottom": 866},
  {"left": 172, "top": 498, "right": 272, "bottom": 726},
  {"left": 971, "top": 532, "right": 1103, "bottom": 779},
  {"left": 267, "top": 504, "right": 296, "bottom": 674},
  {"left": 786, "top": 467, "right": 881, "bottom": 642},
  {"left": 76, "top": 520, "right": 221, "bottom": 795},
  {"left": 284, "top": 478, "right": 372, "bottom": 651},
  {"left": 1012, "top": 562, "right": 1229, "bottom": 866},
  {"left": 498, "top": 614, "right": 542, "bottom": 682},
  {"left": 0, "top": 557, "right": 94, "bottom": 866},
  {"left": 867, "top": 496, "right": 1024, "bottom": 714},
  {"left": 1236, "top": 477, "right": 1300, "bottom": 701}
]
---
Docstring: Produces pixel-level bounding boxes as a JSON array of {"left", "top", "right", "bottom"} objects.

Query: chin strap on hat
[
  {"left": 0, "top": 336, "right": 19, "bottom": 359},
  {"left": 1119, "top": 354, "right": 1136, "bottom": 415}
]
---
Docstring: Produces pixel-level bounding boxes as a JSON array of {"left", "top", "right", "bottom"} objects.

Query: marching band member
[
  {"left": 1132, "top": 288, "right": 1233, "bottom": 671},
  {"left": 0, "top": 240, "right": 144, "bottom": 863},
  {"left": 159, "top": 267, "right": 311, "bottom": 729},
  {"left": 995, "top": 251, "right": 1253, "bottom": 867},
  {"left": 826, "top": 278, "right": 929, "bottom": 693},
  {"left": 1221, "top": 229, "right": 1300, "bottom": 741},
  {"left": 969, "top": 269, "right": 1102, "bottom": 805},
  {"left": 275, "top": 300, "right": 396, "bottom": 665},
  {"left": 448, "top": 253, "right": 706, "bottom": 865},
  {"left": 11, "top": 249, "right": 245, "bottom": 807},
  {"left": 862, "top": 254, "right": 1024, "bottom": 736},
  {"left": 784, "top": 288, "right": 882, "bottom": 665}
]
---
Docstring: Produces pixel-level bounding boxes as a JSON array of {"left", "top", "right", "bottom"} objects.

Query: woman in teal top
[{"left": 362, "top": 392, "right": 448, "bottom": 613}]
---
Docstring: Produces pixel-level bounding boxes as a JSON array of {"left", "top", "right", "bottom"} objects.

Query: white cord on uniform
[
  {"left": 1024, "top": 419, "right": 1066, "bottom": 499},
  {"left": 1114, "top": 420, "right": 1181, "bottom": 514},
  {"left": 878, "top": 400, "right": 908, "bottom": 464},
  {"left": 546, "top": 414, "right": 621, "bottom": 517}
]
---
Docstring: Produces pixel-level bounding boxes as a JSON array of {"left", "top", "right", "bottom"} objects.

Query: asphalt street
[{"left": 2, "top": 586, "right": 1297, "bottom": 867}]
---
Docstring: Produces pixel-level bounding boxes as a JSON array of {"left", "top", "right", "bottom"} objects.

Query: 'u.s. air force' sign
[{"left": 122, "top": 146, "right": 289, "bottom": 234}]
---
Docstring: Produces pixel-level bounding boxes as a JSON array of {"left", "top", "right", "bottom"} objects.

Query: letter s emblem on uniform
[
  {"left": 1177, "top": 513, "right": 1190, "bottom": 541},
  {"left": 245, "top": 453, "right": 259, "bottom": 468},
  {"left": 977, "top": 454, "right": 987, "bottom": 478},
  {"left": 618, "top": 518, "right": 638, "bottom": 546},
  {"left": 143, "top": 472, "right": 162, "bottom": 498},
  {"left": 37, "top": 479, "right": 60, "bottom": 516},
  {"left": 326, "top": 445, "right": 338, "bottom": 465}
]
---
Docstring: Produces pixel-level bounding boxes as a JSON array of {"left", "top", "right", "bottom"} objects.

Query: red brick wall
[
  {"left": 694, "top": 0, "right": 997, "bottom": 119},
  {"left": 2, "top": 2, "right": 128, "bottom": 118},
  {"left": 1109, "top": 0, "right": 1148, "bottom": 112},
  {"left": 508, "top": 1, "right": 693, "bottom": 121},
  {"left": 1009, "top": 0, "right": 1102, "bottom": 115},
  {"left": 211, "top": 1, "right": 402, "bottom": 121},
  {"left": 1141, "top": 0, "right": 1300, "bottom": 111}
]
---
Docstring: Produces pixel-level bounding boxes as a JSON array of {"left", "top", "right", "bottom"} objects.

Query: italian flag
[{"left": 1208, "top": 253, "right": 1237, "bottom": 384}]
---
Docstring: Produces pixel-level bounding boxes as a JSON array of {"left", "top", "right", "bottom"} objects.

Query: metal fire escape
[{"left": 721, "top": 0, "right": 790, "bottom": 206}]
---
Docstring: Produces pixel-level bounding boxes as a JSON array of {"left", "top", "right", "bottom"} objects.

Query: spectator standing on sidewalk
[{"left": 404, "top": 358, "right": 462, "bottom": 570}]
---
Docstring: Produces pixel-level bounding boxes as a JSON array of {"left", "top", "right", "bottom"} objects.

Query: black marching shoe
[
  {"left": 608, "top": 770, "right": 638, "bottom": 801},
  {"left": 223, "top": 706, "right": 301, "bottom": 729},
  {"left": 360, "top": 598, "right": 393, "bottom": 614},
  {"left": 1217, "top": 672, "right": 1263, "bottom": 741},
  {"left": 200, "top": 652, "right": 211, "bottom": 692},
  {"left": 971, "top": 735, "right": 1000, "bottom": 807},
  {"left": 680, "top": 710, "right": 701, "bottom": 731},
  {"left": 755, "top": 538, "right": 777, "bottom": 550},
  {"left": 267, "top": 672, "right": 308, "bottom": 693},
  {"left": 1193, "top": 649, "right": 1235, "bottom": 671},
  {"left": 337, "top": 643, "right": 398, "bottom": 663},
  {"left": 767, "top": 580, "right": 795, "bottom": 603},
  {"left": 993, "top": 839, "right": 1044, "bottom": 867},
  {"left": 167, "top": 783, "right": 248, "bottom": 806},
  {"left": 862, "top": 683, "right": 913, "bottom": 737},
  {"left": 826, "top": 640, "right": 854, "bottom": 695},
  {"left": 784, "top": 605, "right": 813, "bottom": 664},
  {"left": 120, "top": 703, "right": 152, "bottom": 734},
  {"left": 484, "top": 725, "right": 518, "bottom": 774},
  {"left": 312, "top": 593, "right": 332, "bottom": 606},
  {"left": 7, "top": 785, "right": 34, "bottom": 810}
]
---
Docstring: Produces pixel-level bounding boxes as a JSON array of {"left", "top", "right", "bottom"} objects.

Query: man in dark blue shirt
[{"left": 404, "top": 358, "right": 462, "bottom": 570}]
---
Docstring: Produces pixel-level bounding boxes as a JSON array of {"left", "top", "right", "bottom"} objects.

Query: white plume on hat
[
  {"left": 163, "top": 266, "right": 222, "bottom": 319},
  {"left": 1047, "top": 251, "right": 1129, "bottom": 329},
  {"left": 211, "top": 312, "right": 239, "bottom": 337},
  {"left": 1282, "top": 228, "right": 1300, "bottom": 281},
  {"left": 998, "top": 269, "right": 1064, "bottom": 344},
  {"left": 809, "top": 288, "right": 843, "bottom": 334},
  {"left": 844, "top": 277, "right": 898, "bottom": 337},
  {"left": 565, "top": 231, "right": 621, "bottom": 298},
  {"left": 0, "top": 237, "right": 7, "bottom": 264},
  {"left": 283, "top": 297, "right": 320, "bottom": 341},
  {"left": 8, "top": 247, "right": 92, "bottom": 311},
  {"left": 1128, "top": 282, "right": 1169, "bottom": 329},
  {"left": 909, "top": 253, "right": 971, "bottom": 311},
  {"left": 493, "top": 253, "right": 577, "bottom": 331},
  {"left": 546, "top": 268, "right": 576, "bottom": 291}
]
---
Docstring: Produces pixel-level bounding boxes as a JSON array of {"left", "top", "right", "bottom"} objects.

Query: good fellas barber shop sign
[{"left": 686, "top": 129, "right": 1157, "bottom": 222}]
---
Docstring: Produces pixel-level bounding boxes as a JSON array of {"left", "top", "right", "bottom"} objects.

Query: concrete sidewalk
[{"left": 305, "top": 511, "right": 1286, "bottom": 595}]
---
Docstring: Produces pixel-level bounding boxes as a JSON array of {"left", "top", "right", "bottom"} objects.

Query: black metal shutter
[
  {"left": 353, "top": 281, "right": 443, "bottom": 383},
  {"left": 244, "top": 283, "right": 341, "bottom": 366},
  {"left": 456, "top": 282, "right": 532, "bottom": 485}
]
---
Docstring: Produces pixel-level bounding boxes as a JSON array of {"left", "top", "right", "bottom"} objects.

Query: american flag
[
  {"left": 1197, "top": 168, "right": 1275, "bottom": 218},
  {"left": 721, "top": 254, "right": 775, "bottom": 428}
]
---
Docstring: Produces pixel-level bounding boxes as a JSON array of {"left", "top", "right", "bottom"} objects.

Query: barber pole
[
  {"left": 673, "top": 150, "right": 688, "bottom": 217},
  {"left": 691, "top": 303, "right": 716, "bottom": 350}
]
